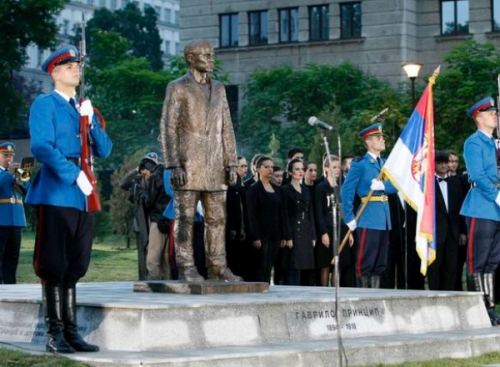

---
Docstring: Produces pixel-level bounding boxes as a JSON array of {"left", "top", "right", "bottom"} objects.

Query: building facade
[
  {"left": 21, "top": 0, "right": 180, "bottom": 93},
  {"left": 179, "top": 0, "right": 500, "bottom": 90}
]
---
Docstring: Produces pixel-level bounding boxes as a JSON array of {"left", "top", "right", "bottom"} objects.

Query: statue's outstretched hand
[
  {"left": 227, "top": 166, "right": 237, "bottom": 186},
  {"left": 171, "top": 167, "right": 187, "bottom": 187}
]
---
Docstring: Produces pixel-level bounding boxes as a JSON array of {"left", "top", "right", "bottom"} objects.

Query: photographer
[
  {"left": 139, "top": 153, "right": 171, "bottom": 280},
  {"left": 119, "top": 165, "right": 149, "bottom": 280}
]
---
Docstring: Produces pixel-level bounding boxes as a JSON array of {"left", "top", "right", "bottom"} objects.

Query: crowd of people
[
  {"left": 3, "top": 37, "right": 500, "bottom": 355},
  {"left": 126, "top": 137, "right": 471, "bottom": 294}
]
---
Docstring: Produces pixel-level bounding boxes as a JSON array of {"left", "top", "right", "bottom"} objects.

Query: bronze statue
[{"left": 160, "top": 39, "right": 242, "bottom": 282}]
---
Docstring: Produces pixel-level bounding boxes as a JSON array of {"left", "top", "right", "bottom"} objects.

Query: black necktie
[
  {"left": 376, "top": 157, "right": 382, "bottom": 169},
  {"left": 69, "top": 98, "right": 77, "bottom": 111}
]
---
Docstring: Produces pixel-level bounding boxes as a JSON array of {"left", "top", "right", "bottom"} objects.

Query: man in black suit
[{"left": 427, "top": 151, "right": 467, "bottom": 290}]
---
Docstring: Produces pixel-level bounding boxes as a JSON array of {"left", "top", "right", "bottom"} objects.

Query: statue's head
[{"left": 184, "top": 39, "right": 214, "bottom": 73}]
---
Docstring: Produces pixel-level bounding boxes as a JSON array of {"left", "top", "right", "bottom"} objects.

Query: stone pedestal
[
  {"left": 133, "top": 280, "right": 269, "bottom": 294},
  {"left": 0, "top": 283, "right": 499, "bottom": 366}
]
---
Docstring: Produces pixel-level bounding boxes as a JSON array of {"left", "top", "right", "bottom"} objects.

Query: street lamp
[{"left": 402, "top": 62, "right": 423, "bottom": 108}]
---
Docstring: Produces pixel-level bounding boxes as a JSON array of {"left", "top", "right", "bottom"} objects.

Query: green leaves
[{"left": 239, "top": 62, "right": 403, "bottom": 159}]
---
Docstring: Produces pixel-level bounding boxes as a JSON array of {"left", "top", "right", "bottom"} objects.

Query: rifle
[{"left": 79, "top": 15, "right": 105, "bottom": 213}]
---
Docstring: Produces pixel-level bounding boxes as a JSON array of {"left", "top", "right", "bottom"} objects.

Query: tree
[
  {"left": 79, "top": 2, "right": 163, "bottom": 71},
  {"left": 238, "top": 62, "right": 406, "bottom": 161},
  {"left": 433, "top": 40, "right": 500, "bottom": 155},
  {"left": 0, "top": 0, "right": 69, "bottom": 131}
]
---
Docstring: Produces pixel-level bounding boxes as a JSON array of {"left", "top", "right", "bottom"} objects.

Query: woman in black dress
[
  {"left": 246, "top": 156, "right": 286, "bottom": 283},
  {"left": 314, "top": 156, "right": 353, "bottom": 286},
  {"left": 281, "top": 158, "right": 316, "bottom": 285}
]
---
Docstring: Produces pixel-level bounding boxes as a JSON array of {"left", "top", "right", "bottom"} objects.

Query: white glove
[
  {"left": 77, "top": 171, "right": 93, "bottom": 196},
  {"left": 80, "top": 99, "right": 94, "bottom": 122},
  {"left": 370, "top": 178, "right": 385, "bottom": 191},
  {"left": 495, "top": 192, "right": 500, "bottom": 207},
  {"left": 347, "top": 220, "right": 357, "bottom": 232}
]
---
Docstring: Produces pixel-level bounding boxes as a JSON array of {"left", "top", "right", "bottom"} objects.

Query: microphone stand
[{"left": 320, "top": 130, "right": 345, "bottom": 367}]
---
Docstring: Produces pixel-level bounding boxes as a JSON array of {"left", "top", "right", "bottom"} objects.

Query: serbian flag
[{"left": 382, "top": 67, "right": 440, "bottom": 275}]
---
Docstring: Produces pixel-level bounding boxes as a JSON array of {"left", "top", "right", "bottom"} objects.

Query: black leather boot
[
  {"left": 467, "top": 273, "right": 483, "bottom": 293},
  {"left": 483, "top": 273, "right": 500, "bottom": 326},
  {"left": 43, "top": 284, "right": 75, "bottom": 354},
  {"left": 370, "top": 275, "right": 380, "bottom": 289},
  {"left": 356, "top": 276, "right": 370, "bottom": 288},
  {"left": 62, "top": 287, "right": 99, "bottom": 352}
]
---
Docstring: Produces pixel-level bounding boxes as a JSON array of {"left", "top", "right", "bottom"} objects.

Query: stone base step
[
  {"left": 0, "top": 283, "right": 491, "bottom": 352},
  {"left": 4, "top": 327, "right": 500, "bottom": 367}
]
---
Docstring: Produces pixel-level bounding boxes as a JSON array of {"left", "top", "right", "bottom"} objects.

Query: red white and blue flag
[{"left": 382, "top": 67, "right": 440, "bottom": 275}]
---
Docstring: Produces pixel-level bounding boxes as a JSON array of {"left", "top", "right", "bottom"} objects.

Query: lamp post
[{"left": 402, "top": 62, "right": 423, "bottom": 108}]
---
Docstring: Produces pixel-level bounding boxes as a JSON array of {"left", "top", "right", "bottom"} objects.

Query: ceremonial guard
[
  {"left": 460, "top": 97, "right": 500, "bottom": 325},
  {"left": 27, "top": 45, "right": 112, "bottom": 352},
  {"left": 0, "top": 142, "right": 26, "bottom": 284},
  {"left": 341, "top": 123, "right": 396, "bottom": 288}
]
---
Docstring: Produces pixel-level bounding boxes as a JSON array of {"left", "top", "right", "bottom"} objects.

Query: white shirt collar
[
  {"left": 54, "top": 89, "right": 75, "bottom": 103},
  {"left": 478, "top": 129, "right": 493, "bottom": 139}
]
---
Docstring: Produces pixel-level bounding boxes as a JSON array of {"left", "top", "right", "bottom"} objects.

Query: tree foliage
[
  {"left": 77, "top": 2, "right": 163, "bottom": 71},
  {"left": 433, "top": 40, "right": 500, "bottom": 155},
  {"left": 238, "top": 62, "right": 406, "bottom": 161},
  {"left": 0, "top": 0, "right": 69, "bottom": 132}
]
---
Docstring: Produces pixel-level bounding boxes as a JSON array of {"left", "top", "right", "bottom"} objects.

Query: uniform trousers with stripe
[
  {"left": 466, "top": 217, "right": 500, "bottom": 274},
  {"left": 355, "top": 228, "right": 389, "bottom": 277},
  {"left": 33, "top": 205, "right": 94, "bottom": 287}
]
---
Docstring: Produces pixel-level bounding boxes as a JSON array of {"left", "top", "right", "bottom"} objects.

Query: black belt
[
  {"left": 470, "top": 181, "right": 500, "bottom": 189},
  {"left": 66, "top": 157, "right": 81, "bottom": 165}
]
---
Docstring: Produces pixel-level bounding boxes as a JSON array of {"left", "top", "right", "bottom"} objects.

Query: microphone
[
  {"left": 370, "top": 108, "right": 389, "bottom": 123},
  {"left": 308, "top": 116, "right": 336, "bottom": 131}
]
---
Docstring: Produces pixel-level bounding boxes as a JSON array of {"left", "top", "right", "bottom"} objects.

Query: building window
[
  {"left": 220, "top": 13, "right": 239, "bottom": 48},
  {"left": 99, "top": 0, "right": 105, "bottom": 7},
  {"left": 309, "top": 5, "right": 329, "bottom": 41},
  {"left": 249, "top": 10, "right": 268, "bottom": 45},
  {"left": 340, "top": 2, "right": 361, "bottom": 38},
  {"left": 37, "top": 48, "right": 44, "bottom": 67},
  {"left": 174, "top": 10, "right": 179, "bottom": 25},
  {"left": 226, "top": 85, "right": 239, "bottom": 129},
  {"left": 110, "top": 0, "right": 116, "bottom": 9},
  {"left": 441, "top": 0, "right": 469, "bottom": 35},
  {"left": 175, "top": 42, "right": 180, "bottom": 54},
  {"left": 62, "top": 19, "right": 70, "bottom": 35},
  {"left": 165, "top": 8, "right": 171, "bottom": 23},
  {"left": 279, "top": 7, "right": 299, "bottom": 43},
  {"left": 493, "top": 0, "right": 500, "bottom": 31},
  {"left": 165, "top": 40, "right": 171, "bottom": 55}
]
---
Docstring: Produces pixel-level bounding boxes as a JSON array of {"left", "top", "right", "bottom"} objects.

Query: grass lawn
[
  {"left": 5, "top": 231, "right": 500, "bottom": 366},
  {"left": 17, "top": 231, "right": 138, "bottom": 284}
]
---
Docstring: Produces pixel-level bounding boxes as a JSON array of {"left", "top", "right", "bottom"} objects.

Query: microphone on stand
[{"left": 308, "top": 116, "right": 337, "bottom": 131}]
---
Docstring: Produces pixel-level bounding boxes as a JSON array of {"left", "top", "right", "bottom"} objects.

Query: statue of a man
[{"left": 160, "top": 39, "right": 242, "bottom": 282}]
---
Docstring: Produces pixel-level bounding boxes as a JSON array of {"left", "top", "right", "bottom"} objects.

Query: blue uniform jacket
[
  {"left": 26, "top": 92, "right": 112, "bottom": 211},
  {"left": 460, "top": 130, "right": 500, "bottom": 221},
  {"left": 341, "top": 153, "right": 396, "bottom": 230},
  {"left": 162, "top": 169, "right": 203, "bottom": 222},
  {"left": 0, "top": 169, "right": 26, "bottom": 227}
]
